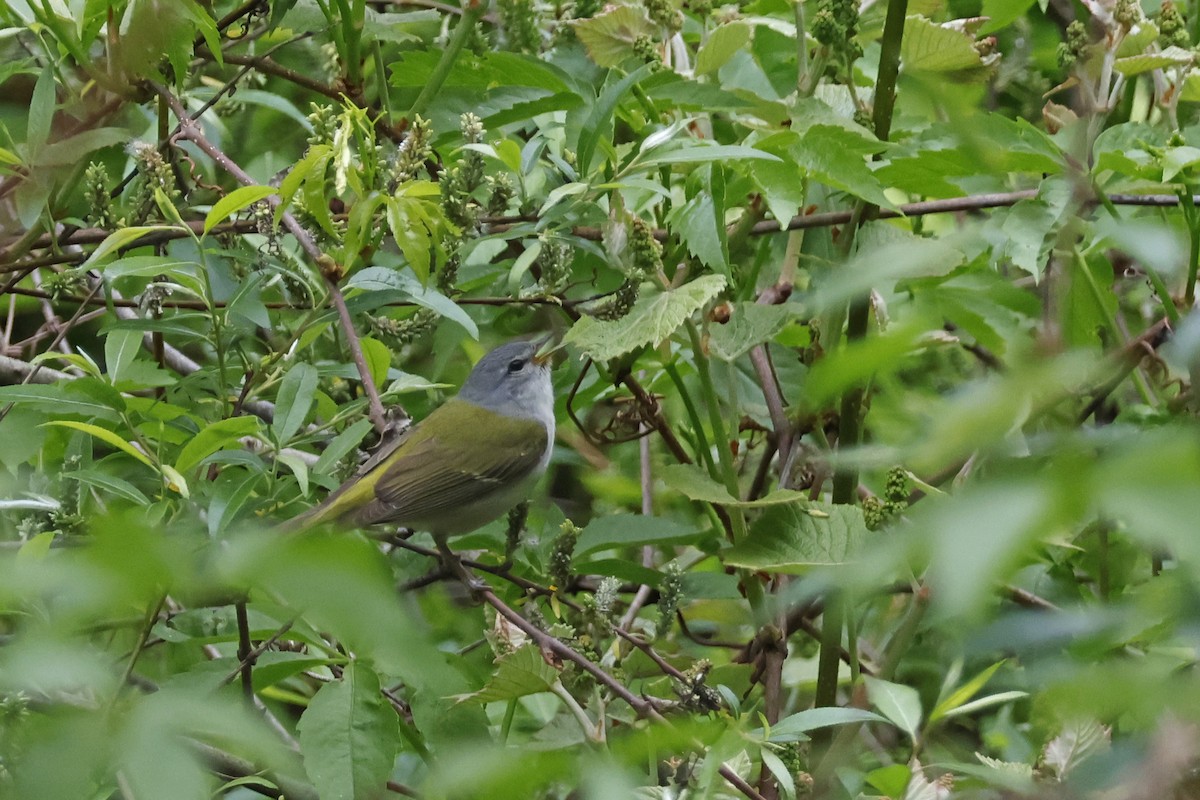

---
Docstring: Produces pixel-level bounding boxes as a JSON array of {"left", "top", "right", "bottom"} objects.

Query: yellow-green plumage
[{"left": 281, "top": 397, "right": 550, "bottom": 536}]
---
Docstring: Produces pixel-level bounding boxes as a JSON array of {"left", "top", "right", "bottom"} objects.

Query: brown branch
[{"left": 151, "top": 82, "right": 391, "bottom": 435}]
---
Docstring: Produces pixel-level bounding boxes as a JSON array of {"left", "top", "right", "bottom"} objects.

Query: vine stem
[{"left": 815, "top": 0, "right": 910, "bottom": 770}]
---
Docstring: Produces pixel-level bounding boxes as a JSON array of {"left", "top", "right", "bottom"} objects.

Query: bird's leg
[{"left": 434, "top": 536, "right": 489, "bottom": 596}]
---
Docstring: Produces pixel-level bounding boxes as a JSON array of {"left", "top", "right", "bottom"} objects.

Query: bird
[{"left": 280, "top": 339, "right": 555, "bottom": 538}]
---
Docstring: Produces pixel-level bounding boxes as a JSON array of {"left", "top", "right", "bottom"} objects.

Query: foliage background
[{"left": 2, "top": 0, "right": 1200, "bottom": 797}]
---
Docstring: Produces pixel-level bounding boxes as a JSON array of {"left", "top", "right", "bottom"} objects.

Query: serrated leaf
[
  {"left": 204, "top": 185, "right": 276, "bottom": 235},
  {"left": 273, "top": 363, "right": 319, "bottom": 444},
  {"left": 1042, "top": 719, "right": 1111, "bottom": 780},
  {"left": 902, "top": 15, "right": 999, "bottom": 76},
  {"left": 709, "top": 304, "right": 794, "bottom": 361},
  {"left": 455, "top": 646, "right": 560, "bottom": 704},
  {"left": 864, "top": 676, "right": 923, "bottom": 741},
  {"left": 796, "top": 125, "right": 893, "bottom": 208},
  {"left": 1114, "top": 45, "right": 1193, "bottom": 76},
  {"left": 564, "top": 274, "right": 727, "bottom": 361},
  {"left": 299, "top": 662, "right": 400, "bottom": 800},
  {"left": 573, "top": 5, "right": 654, "bottom": 68},
  {"left": 724, "top": 503, "right": 868, "bottom": 572},
  {"left": 634, "top": 143, "right": 782, "bottom": 170},
  {"left": 675, "top": 192, "right": 729, "bottom": 272}
]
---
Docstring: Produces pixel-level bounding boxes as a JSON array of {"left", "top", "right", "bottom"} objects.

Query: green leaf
[
  {"left": 724, "top": 503, "right": 868, "bottom": 573},
  {"left": 299, "top": 662, "right": 400, "bottom": 800},
  {"left": 314, "top": 419, "right": 375, "bottom": 475},
  {"left": 104, "top": 328, "right": 142, "bottom": 383},
  {"left": 1042, "top": 720, "right": 1110, "bottom": 780},
  {"left": 674, "top": 191, "right": 729, "bottom": 272},
  {"left": 753, "top": 707, "right": 890, "bottom": 743},
  {"left": 1113, "top": 45, "right": 1193, "bottom": 77},
  {"left": 273, "top": 363, "right": 319, "bottom": 444},
  {"left": 577, "top": 514, "right": 701, "bottom": 555},
  {"left": 345, "top": 267, "right": 479, "bottom": 338},
  {"left": 660, "top": 464, "right": 808, "bottom": 507},
  {"left": 41, "top": 421, "right": 156, "bottom": 469},
  {"left": 863, "top": 676, "right": 923, "bottom": 741},
  {"left": 62, "top": 469, "right": 151, "bottom": 505},
  {"left": 204, "top": 185, "right": 276, "bottom": 235},
  {"left": 455, "top": 646, "right": 560, "bottom": 703},
  {"left": 564, "top": 274, "right": 727, "bottom": 361},
  {"left": 0, "top": 385, "right": 116, "bottom": 419},
  {"left": 176, "top": 416, "right": 261, "bottom": 474},
  {"left": 359, "top": 337, "right": 391, "bottom": 391},
  {"left": 930, "top": 660, "right": 1006, "bottom": 722},
  {"left": 572, "top": 5, "right": 654, "bottom": 68},
  {"left": 708, "top": 304, "right": 794, "bottom": 361},
  {"left": 795, "top": 125, "right": 893, "bottom": 208},
  {"left": 695, "top": 21, "right": 752, "bottom": 75},
  {"left": 35, "top": 128, "right": 130, "bottom": 167},
  {"left": 82, "top": 226, "right": 182, "bottom": 269},
  {"left": 901, "top": 15, "right": 999, "bottom": 77},
  {"left": 633, "top": 143, "right": 782, "bottom": 170},
  {"left": 577, "top": 63, "right": 655, "bottom": 175},
  {"left": 26, "top": 66, "right": 55, "bottom": 152}
]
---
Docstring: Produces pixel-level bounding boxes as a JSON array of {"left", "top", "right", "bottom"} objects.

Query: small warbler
[{"left": 282, "top": 340, "right": 555, "bottom": 536}]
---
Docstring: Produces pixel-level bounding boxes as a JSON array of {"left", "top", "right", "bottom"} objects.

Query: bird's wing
[{"left": 357, "top": 399, "right": 549, "bottom": 525}]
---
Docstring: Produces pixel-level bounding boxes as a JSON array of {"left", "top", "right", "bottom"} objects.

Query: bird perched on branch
[{"left": 280, "top": 339, "right": 555, "bottom": 538}]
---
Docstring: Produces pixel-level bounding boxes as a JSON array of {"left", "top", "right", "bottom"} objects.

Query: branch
[{"left": 150, "top": 82, "right": 391, "bottom": 435}]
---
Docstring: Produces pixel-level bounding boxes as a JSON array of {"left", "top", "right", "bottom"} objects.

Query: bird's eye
[{"left": 507, "top": 358, "right": 526, "bottom": 373}]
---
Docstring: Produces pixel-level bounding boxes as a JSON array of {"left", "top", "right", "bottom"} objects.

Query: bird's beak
[{"left": 532, "top": 336, "right": 559, "bottom": 366}]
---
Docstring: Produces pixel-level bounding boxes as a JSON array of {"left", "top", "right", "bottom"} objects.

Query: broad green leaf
[
  {"left": 795, "top": 125, "right": 893, "bottom": 209},
  {"left": 901, "top": 15, "right": 999, "bottom": 77},
  {"left": 660, "top": 463, "right": 809, "bottom": 508},
  {"left": 564, "top": 274, "right": 727, "bottom": 361},
  {"left": 998, "top": 177, "right": 1072, "bottom": 278},
  {"left": 1113, "top": 45, "right": 1193, "bottom": 77},
  {"left": 299, "top": 662, "right": 400, "bottom": 800},
  {"left": 42, "top": 421, "right": 155, "bottom": 469},
  {"left": 724, "top": 503, "right": 868, "bottom": 572},
  {"left": 176, "top": 416, "right": 261, "bottom": 474},
  {"left": 204, "top": 185, "right": 276, "bottom": 235},
  {"left": 1042, "top": 720, "right": 1110, "bottom": 780},
  {"left": 35, "top": 128, "right": 130, "bottom": 167},
  {"left": 455, "top": 646, "right": 560, "bottom": 703},
  {"left": 863, "top": 676, "right": 923, "bottom": 741},
  {"left": 572, "top": 5, "right": 654, "bottom": 68},
  {"left": 273, "top": 363, "right": 319, "bottom": 444},
  {"left": 577, "top": 513, "right": 700, "bottom": 555},
  {"left": 695, "top": 21, "right": 752, "bottom": 75},
  {"left": 708, "top": 304, "right": 794, "bottom": 361},
  {"left": 674, "top": 190, "right": 729, "bottom": 272}
]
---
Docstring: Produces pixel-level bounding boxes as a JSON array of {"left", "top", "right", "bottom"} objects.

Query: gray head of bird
[{"left": 457, "top": 340, "right": 555, "bottom": 426}]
